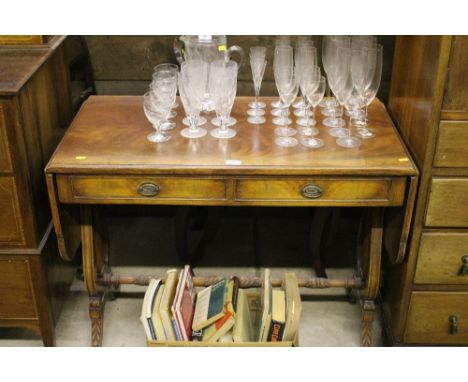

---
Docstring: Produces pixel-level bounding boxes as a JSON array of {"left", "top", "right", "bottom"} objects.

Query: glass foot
[
  {"left": 210, "top": 127, "right": 236, "bottom": 139},
  {"left": 248, "top": 100, "right": 266, "bottom": 109},
  {"left": 271, "top": 99, "right": 283, "bottom": 108},
  {"left": 323, "top": 117, "right": 345, "bottom": 128},
  {"left": 160, "top": 121, "right": 176, "bottom": 131},
  {"left": 271, "top": 108, "right": 289, "bottom": 117},
  {"left": 321, "top": 107, "right": 338, "bottom": 117},
  {"left": 275, "top": 136, "right": 298, "bottom": 147},
  {"left": 292, "top": 100, "right": 305, "bottom": 109},
  {"left": 298, "top": 126, "right": 319, "bottom": 136},
  {"left": 247, "top": 108, "right": 266, "bottom": 116},
  {"left": 336, "top": 136, "right": 362, "bottom": 148},
  {"left": 294, "top": 108, "right": 311, "bottom": 117},
  {"left": 273, "top": 116, "right": 292, "bottom": 126},
  {"left": 356, "top": 129, "right": 376, "bottom": 139},
  {"left": 147, "top": 132, "right": 171, "bottom": 143},
  {"left": 328, "top": 127, "right": 348, "bottom": 138},
  {"left": 296, "top": 117, "right": 316, "bottom": 127},
  {"left": 168, "top": 110, "right": 177, "bottom": 119},
  {"left": 212, "top": 116, "right": 236, "bottom": 127},
  {"left": 301, "top": 137, "right": 324, "bottom": 148},
  {"left": 180, "top": 127, "right": 207, "bottom": 139},
  {"left": 247, "top": 116, "right": 266, "bottom": 124},
  {"left": 183, "top": 116, "right": 207, "bottom": 127},
  {"left": 319, "top": 97, "right": 339, "bottom": 108},
  {"left": 275, "top": 127, "right": 297, "bottom": 137}
]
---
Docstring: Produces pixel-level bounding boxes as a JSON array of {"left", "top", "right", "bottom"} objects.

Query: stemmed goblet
[
  {"left": 297, "top": 65, "right": 321, "bottom": 135},
  {"left": 179, "top": 60, "right": 209, "bottom": 139},
  {"left": 247, "top": 47, "right": 267, "bottom": 124},
  {"left": 150, "top": 65, "right": 178, "bottom": 131},
  {"left": 143, "top": 89, "right": 175, "bottom": 143},
  {"left": 209, "top": 60, "right": 238, "bottom": 139}
]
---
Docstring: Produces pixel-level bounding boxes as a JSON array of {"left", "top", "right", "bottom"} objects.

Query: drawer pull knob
[
  {"left": 449, "top": 315, "right": 458, "bottom": 335},
  {"left": 137, "top": 183, "right": 160, "bottom": 197},
  {"left": 301, "top": 184, "right": 324, "bottom": 199},
  {"left": 459, "top": 255, "right": 468, "bottom": 276}
]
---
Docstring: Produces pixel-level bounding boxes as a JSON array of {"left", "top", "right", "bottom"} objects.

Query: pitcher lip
[{"left": 180, "top": 35, "right": 227, "bottom": 45}]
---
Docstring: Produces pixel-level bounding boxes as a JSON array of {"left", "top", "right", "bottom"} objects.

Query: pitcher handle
[
  {"left": 227, "top": 45, "right": 245, "bottom": 71},
  {"left": 173, "top": 36, "right": 185, "bottom": 65}
]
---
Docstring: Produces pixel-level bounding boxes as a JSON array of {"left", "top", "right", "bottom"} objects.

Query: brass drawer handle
[
  {"left": 449, "top": 315, "right": 458, "bottom": 335},
  {"left": 459, "top": 255, "right": 468, "bottom": 276},
  {"left": 137, "top": 182, "right": 160, "bottom": 197},
  {"left": 301, "top": 184, "right": 324, "bottom": 199}
]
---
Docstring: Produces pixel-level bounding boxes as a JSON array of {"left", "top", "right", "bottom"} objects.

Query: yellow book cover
[
  {"left": 159, "top": 269, "right": 179, "bottom": 341},
  {"left": 151, "top": 284, "right": 166, "bottom": 341},
  {"left": 282, "top": 273, "right": 302, "bottom": 341},
  {"left": 259, "top": 268, "right": 272, "bottom": 341}
]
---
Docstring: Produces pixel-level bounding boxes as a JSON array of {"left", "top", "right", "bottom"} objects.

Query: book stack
[{"left": 140, "top": 267, "right": 301, "bottom": 344}]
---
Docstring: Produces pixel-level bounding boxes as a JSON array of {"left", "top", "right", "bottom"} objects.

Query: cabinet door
[
  {"left": 0, "top": 177, "right": 25, "bottom": 245},
  {"left": 0, "top": 103, "right": 13, "bottom": 173}
]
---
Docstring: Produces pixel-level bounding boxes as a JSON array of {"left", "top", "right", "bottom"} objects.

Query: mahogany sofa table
[{"left": 45, "top": 96, "right": 417, "bottom": 346}]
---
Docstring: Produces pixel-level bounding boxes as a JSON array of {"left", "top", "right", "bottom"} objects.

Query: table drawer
[
  {"left": 414, "top": 232, "right": 468, "bottom": 285},
  {"left": 405, "top": 292, "right": 468, "bottom": 344},
  {"left": 434, "top": 121, "right": 468, "bottom": 168},
  {"left": 234, "top": 177, "right": 405, "bottom": 206},
  {"left": 0, "top": 258, "right": 37, "bottom": 319},
  {"left": 425, "top": 178, "right": 468, "bottom": 227},
  {"left": 57, "top": 175, "right": 227, "bottom": 203}
]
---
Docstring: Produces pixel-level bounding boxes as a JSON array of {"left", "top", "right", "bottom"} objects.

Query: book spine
[
  {"left": 172, "top": 318, "right": 181, "bottom": 341},
  {"left": 268, "top": 320, "right": 286, "bottom": 342},
  {"left": 147, "top": 318, "right": 156, "bottom": 340}
]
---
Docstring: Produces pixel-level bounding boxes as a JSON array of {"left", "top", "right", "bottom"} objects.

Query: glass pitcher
[{"left": 174, "top": 35, "right": 244, "bottom": 112}]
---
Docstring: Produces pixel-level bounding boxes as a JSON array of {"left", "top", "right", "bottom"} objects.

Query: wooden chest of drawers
[
  {"left": 384, "top": 36, "right": 468, "bottom": 345},
  {"left": 0, "top": 37, "right": 76, "bottom": 345}
]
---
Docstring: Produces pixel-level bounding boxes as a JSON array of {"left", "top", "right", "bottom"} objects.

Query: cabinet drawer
[
  {"left": 57, "top": 175, "right": 227, "bottom": 204},
  {"left": 434, "top": 121, "right": 468, "bottom": 167},
  {"left": 425, "top": 178, "right": 468, "bottom": 227},
  {"left": 0, "top": 177, "right": 25, "bottom": 245},
  {"left": 405, "top": 292, "right": 468, "bottom": 344},
  {"left": 234, "top": 177, "right": 405, "bottom": 206},
  {"left": 415, "top": 232, "right": 468, "bottom": 284},
  {"left": 0, "top": 258, "right": 37, "bottom": 319}
]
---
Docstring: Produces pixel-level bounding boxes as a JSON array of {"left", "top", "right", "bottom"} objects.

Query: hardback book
[
  {"left": 159, "top": 269, "right": 179, "bottom": 341},
  {"left": 151, "top": 284, "right": 166, "bottom": 341},
  {"left": 172, "top": 265, "right": 196, "bottom": 341},
  {"left": 233, "top": 289, "right": 257, "bottom": 343},
  {"left": 139, "top": 278, "right": 161, "bottom": 340},
  {"left": 202, "top": 278, "right": 236, "bottom": 342},
  {"left": 192, "top": 278, "right": 227, "bottom": 331},
  {"left": 171, "top": 267, "right": 186, "bottom": 341},
  {"left": 268, "top": 289, "right": 286, "bottom": 342},
  {"left": 258, "top": 268, "right": 272, "bottom": 341},
  {"left": 282, "top": 273, "right": 302, "bottom": 342}
]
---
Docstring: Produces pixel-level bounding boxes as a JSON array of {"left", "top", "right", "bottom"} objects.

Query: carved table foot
[
  {"left": 361, "top": 299, "right": 375, "bottom": 347},
  {"left": 89, "top": 293, "right": 106, "bottom": 347}
]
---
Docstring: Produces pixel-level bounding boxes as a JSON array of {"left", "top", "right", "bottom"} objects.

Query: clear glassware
[
  {"left": 326, "top": 39, "right": 352, "bottom": 137},
  {"left": 297, "top": 66, "right": 320, "bottom": 134},
  {"left": 335, "top": 76, "right": 362, "bottom": 148},
  {"left": 151, "top": 67, "right": 179, "bottom": 131},
  {"left": 248, "top": 46, "right": 267, "bottom": 111},
  {"left": 143, "top": 92, "right": 172, "bottom": 143},
  {"left": 182, "top": 116, "right": 207, "bottom": 126},
  {"left": 294, "top": 45, "right": 317, "bottom": 112},
  {"left": 209, "top": 60, "right": 238, "bottom": 139},
  {"left": 356, "top": 44, "right": 383, "bottom": 139},
  {"left": 273, "top": 45, "right": 295, "bottom": 127},
  {"left": 178, "top": 60, "right": 209, "bottom": 139},
  {"left": 271, "top": 36, "right": 290, "bottom": 109},
  {"left": 298, "top": 75, "right": 325, "bottom": 134}
]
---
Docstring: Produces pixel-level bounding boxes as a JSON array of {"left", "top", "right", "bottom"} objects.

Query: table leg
[
  {"left": 81, "top": 205, "right": 108, "bottom": 347},
  {"left": 356, "top": 208, "right": 383, "bottom": 347},
  {"left": 309, "top": 208, "right": 330, "bottom": 278}
]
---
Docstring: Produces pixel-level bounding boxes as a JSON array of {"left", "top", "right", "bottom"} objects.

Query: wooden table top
[{"left": 46, "top": 96, "right": 417, "bottom": 177}]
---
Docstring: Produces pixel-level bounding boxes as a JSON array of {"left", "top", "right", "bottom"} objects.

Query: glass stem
[
  {"left": 348, "top": 114, "right": 353, "bottom": 139},
  {"left": 364, "top": 103, "right": 369, "bottom": 130},
  {"left": 304, "top": 99, "right": 309, "bottom": 126},
  {"left": 254, "top": 88, "right": 259, "bottom": 107}
]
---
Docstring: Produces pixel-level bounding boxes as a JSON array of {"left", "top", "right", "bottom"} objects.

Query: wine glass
[
  {"left": 298, "top": 75, "right": 325, "bottom": 132},
  {"left": 335, "top": 75, "right": 361, "bottom": 148},
  {"left": 179, "top": 60, "right": 209, "bottom": 139},
  {"left": 356, "top": 44, "right": 382, "bottom": 139},
  {"left": 271, "top": 36, "right": 291, "bottom": 109},
  {"left": 272, "top": 45, "right": 294, "bottom": 126},
  {"left": 248, "top": 46, "right": 267, "bottom": 110},
  {"left": 210, "top": 60, "right": 238, "bottom": 139},
  {"left": 300, "top": 76, "right": 326, "bottom": 149},
  {"left": 150, "top": 67, "right": 178, "bottom": 130},
  {"left": 143, "top": 91, "right": 173, "bottom": 143},
  {"left": 319, "top": 36, "right": 340, "bottom": 111},
  {"left": 293, "top": 45, "right": 317, "bottom": 114},
  {"left": 297, "top": 65, "right": 320, "bottom": 135}
]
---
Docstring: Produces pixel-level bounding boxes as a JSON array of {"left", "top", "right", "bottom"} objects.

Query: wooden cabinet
[
  {"left": 0, "top": 36, "right": 76, "bottom": 346},
  {"left": 384, "top": 36, "right": 468, "bottom": 345}
]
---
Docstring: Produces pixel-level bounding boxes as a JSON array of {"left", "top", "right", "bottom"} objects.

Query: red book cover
[{"left": 175, "top": 266, "right": 196, "bottom": 341}]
